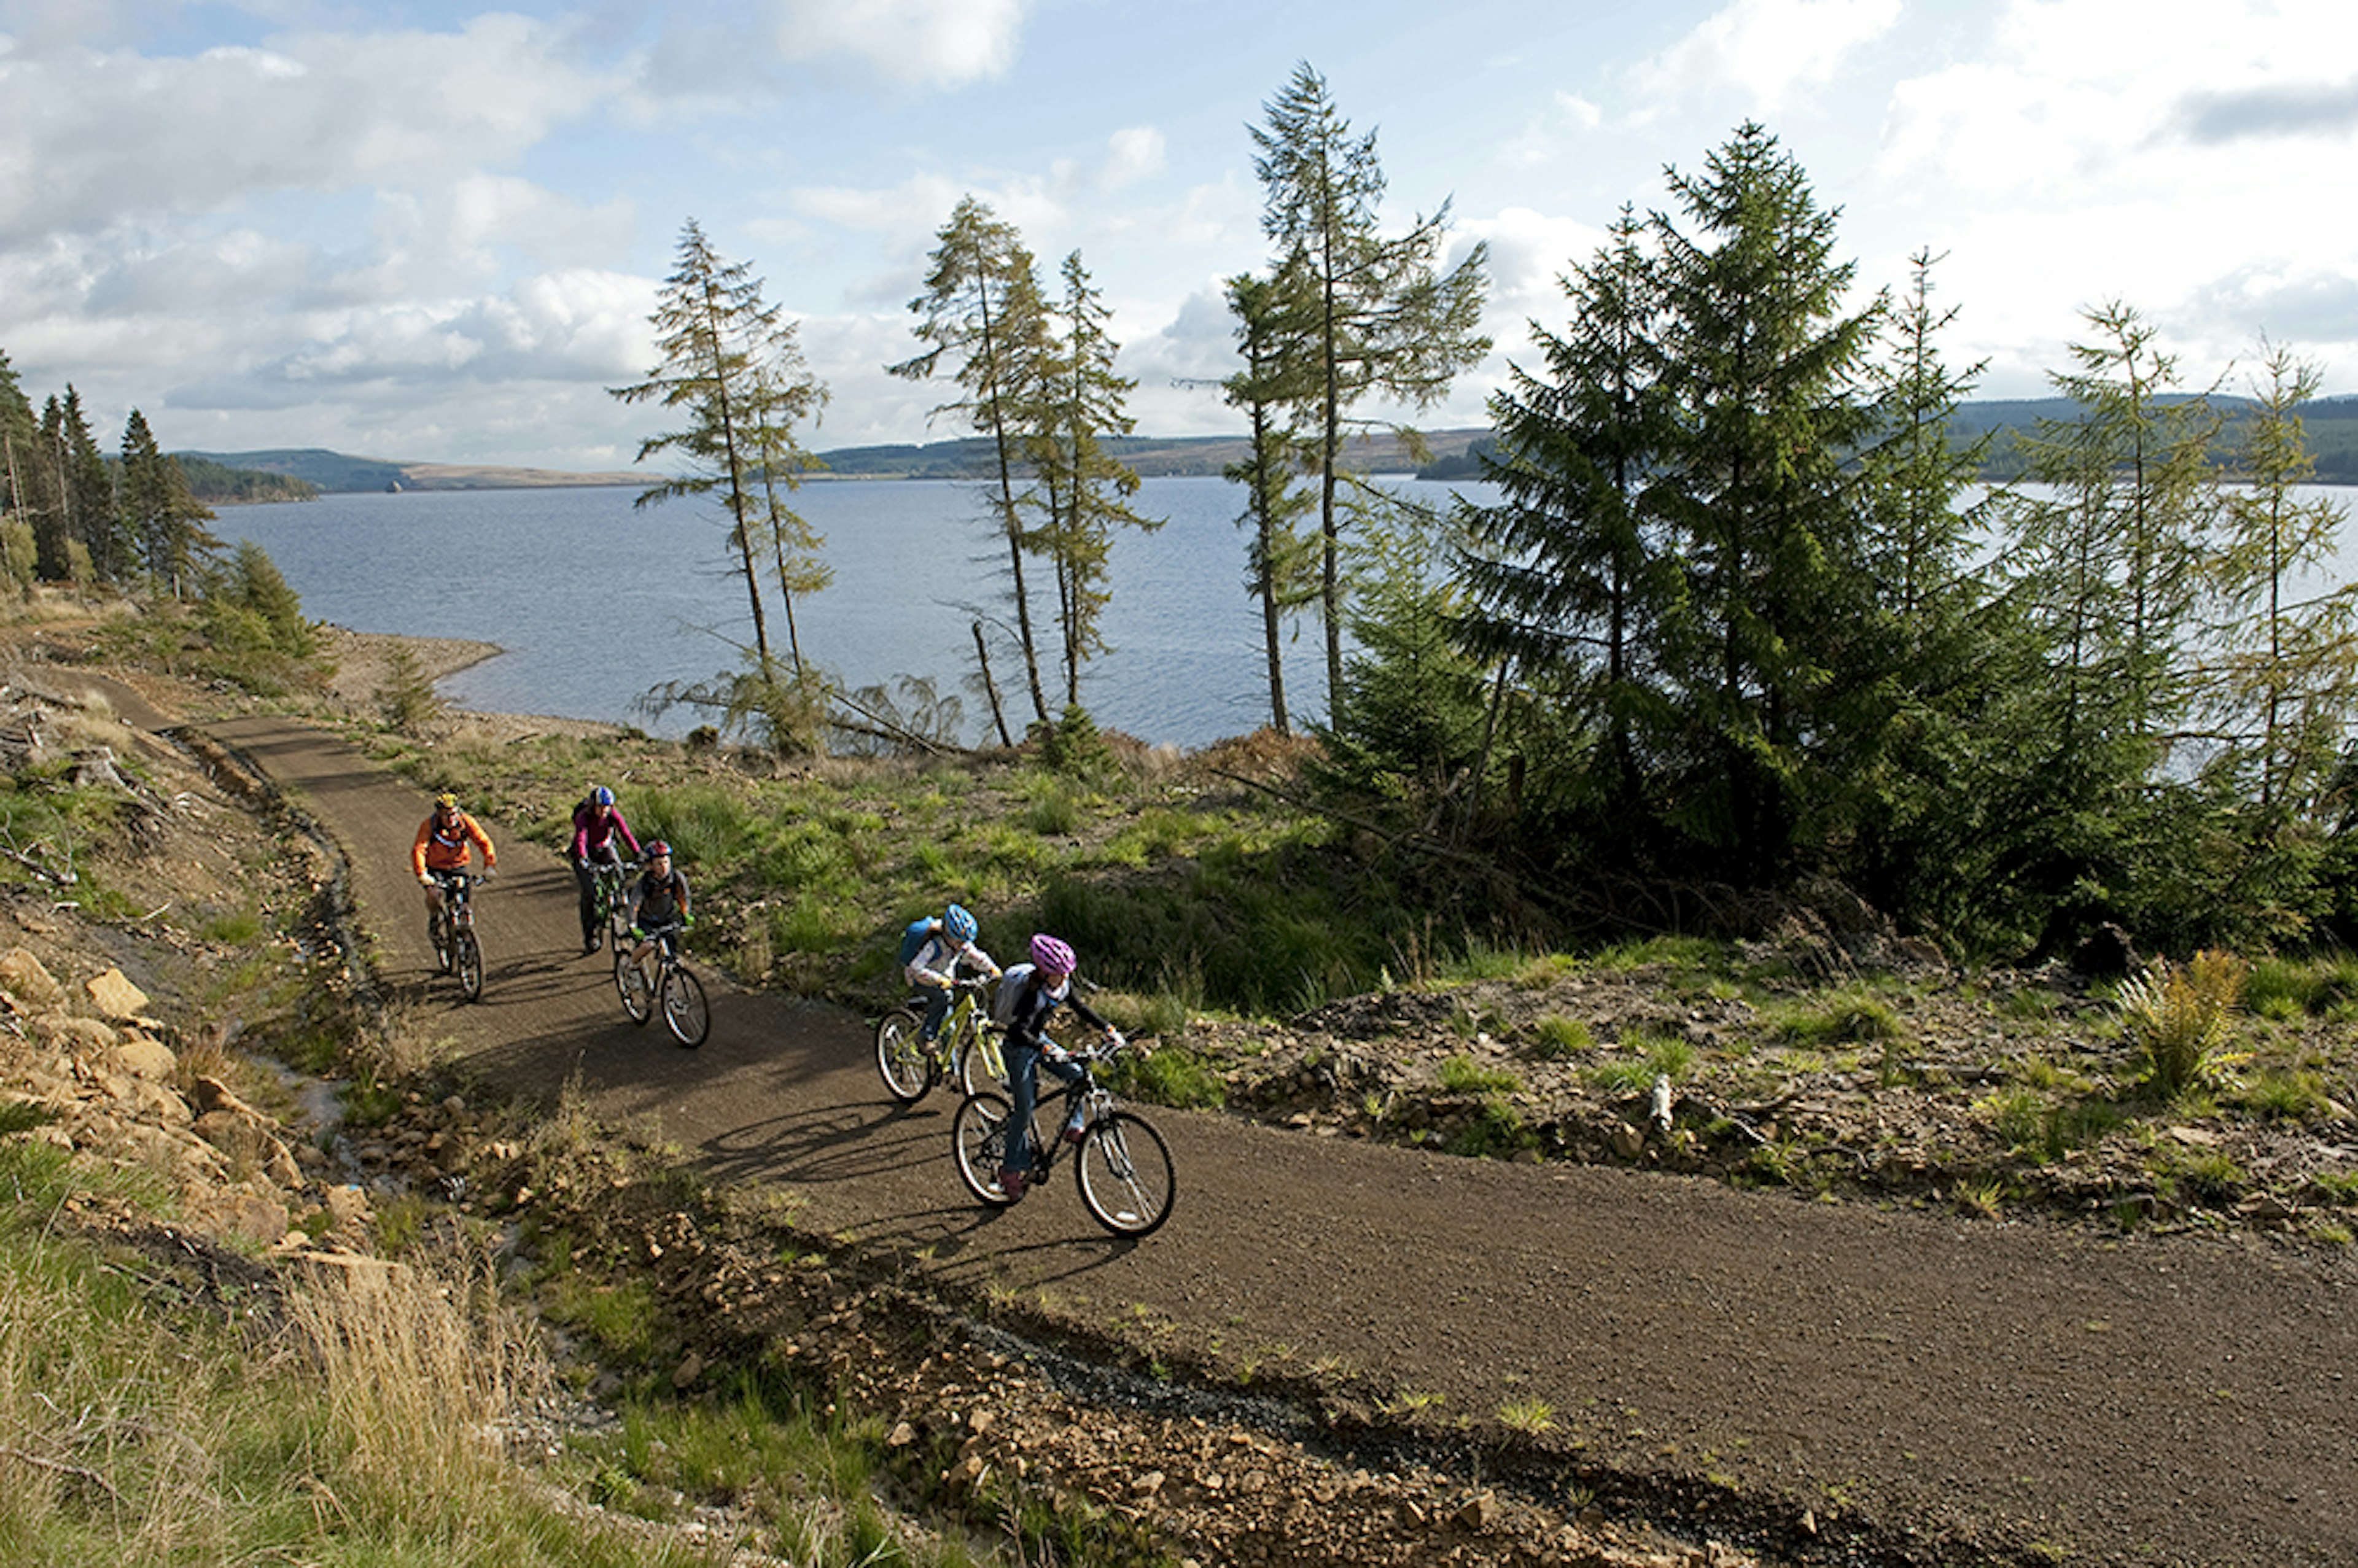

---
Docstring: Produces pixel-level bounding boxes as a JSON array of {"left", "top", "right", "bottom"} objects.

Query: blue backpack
[{"left": 897, "top": 917, "right": 938, "bottom": 967}]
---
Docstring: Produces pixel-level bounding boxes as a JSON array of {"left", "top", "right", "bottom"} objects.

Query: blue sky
[{"left": 2, "top": 0, "right": 2353, "bottom": 469}]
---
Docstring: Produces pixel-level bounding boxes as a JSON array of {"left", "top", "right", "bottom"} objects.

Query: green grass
[
  {"left": 1529, "top": 1014, "right": 1593, "bottom": 1060},
  {"left": 1770, "top": 988, "right": 1904, "bottom": 1046},
  {"left": 1438, "top": 1054, "right": 1521, "bottom": 1095}
]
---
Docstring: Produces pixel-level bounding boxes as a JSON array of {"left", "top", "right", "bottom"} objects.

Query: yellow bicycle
[{"left": 874, "top": 975, "right": 1003, "bottom": 1103}]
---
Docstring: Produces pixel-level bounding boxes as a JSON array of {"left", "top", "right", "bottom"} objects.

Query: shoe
[
  {"left": 1061, "top": 1123, "right": 1086, "bottom": 1145},
  {"left": 998, "top": 1169, "right": 1025, "bottom": 1202}
]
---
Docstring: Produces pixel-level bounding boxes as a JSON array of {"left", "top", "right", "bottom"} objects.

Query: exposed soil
[{"left": 5, "top": 617, "right": 2355, "bottom": 1568}]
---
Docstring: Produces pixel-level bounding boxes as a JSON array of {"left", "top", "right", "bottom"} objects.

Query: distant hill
[
  {"left": 169, "top": 452, "right": 318, "bottom": 504},
  {"left": 814, "top": 427, "right": 1487, "bottom": 481},
  {"left": 1412, "top": 395, "right": 2358, "bottom": 485},
  {"left": 185, "top": 449, "right": 640, "bottom": 494}
]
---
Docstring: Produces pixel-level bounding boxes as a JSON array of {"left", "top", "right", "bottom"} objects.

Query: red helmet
[
  {"left": 1029, "top": 933, "right": 1075, "bottom": 976},
  {"left": 645, "top": 840, "right": 671, "bottom": 859}
]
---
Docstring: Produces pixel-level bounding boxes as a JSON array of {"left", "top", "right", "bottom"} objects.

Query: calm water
[{"left": 226, "top": 476, "right": 1483, "bottom": 749}]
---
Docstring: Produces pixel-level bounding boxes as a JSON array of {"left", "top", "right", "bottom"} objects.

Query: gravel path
[{"left": 200, "top": 708, "right": 2357, "bottom": 1567}]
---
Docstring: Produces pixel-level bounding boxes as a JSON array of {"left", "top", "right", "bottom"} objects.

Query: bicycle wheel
[
  {"left": 1076, "top": 1111, "right": 1175, "bottom": 1237},
  {"left": 951, "top": 1092, "right": 1019, "bottom": 1208},
  {"left": 955, "top": 1024, "right": 1003, "bottom": 1097},
  {"left": 614, "top": 946, "right": 653, "bottom": 1025},
  {"left": 454, "top": 928, "right": 484, "bottom": 1002},
  {"left": 662, "top": 964, "right": 709, "bottom": 1048},
  {"left": 874, "top": 1007, "right": 932, "bottom": 1103}
]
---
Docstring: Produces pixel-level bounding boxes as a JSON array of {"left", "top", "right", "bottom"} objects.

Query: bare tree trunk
[{"left": 973, "top": 621, "right": 1013, "bottom": 748}]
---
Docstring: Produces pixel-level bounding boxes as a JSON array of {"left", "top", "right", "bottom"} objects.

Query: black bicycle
[
  {"left": 426, "top": 869, "right": 486, "bottom": 1001},
  {"left": 952, "top": 1038, "right": 1175, "bottom": 1237},
  {"left": 585, "top": 855, "right": 637, "bottom": 953},
  {"left": 615, "top": 918, "right": 710, "bottom": 1047}
]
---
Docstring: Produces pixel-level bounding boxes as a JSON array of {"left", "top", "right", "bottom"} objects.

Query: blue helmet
[
  {"left": 591, "top": 785, "right": 615, "bottom": 807},
  {"left": 944, "top": 903, "right": 978, "bottom": 943}
]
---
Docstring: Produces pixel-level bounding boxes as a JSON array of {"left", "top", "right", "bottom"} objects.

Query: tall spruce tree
[
  {"left": 1649, "top": 122, "right": 1886, "bottom": 880},
  {"left": 1251, "top": 61, "right": 1490, "bottom": 724},
  {"left": 1455, "top": 206, "right": 1673, "bottom": 827},
  {"left": 0, "top": 352, "right": 51, "bottom": 586},
  {"left": 119, "top": 408, "right": 217, "bottom": 598},
  {"left": 41, "top": 390, "right": 114, "bottom": 583},
  {"left": 892, "top": 196, "right": 1056, "bottom": 727}
]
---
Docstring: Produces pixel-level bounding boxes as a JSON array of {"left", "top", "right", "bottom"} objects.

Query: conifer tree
[
  {"left": 1456, "top": 206, "right": 1673, "bottom": 823},
  {"left": 2203, "top": 345, "right": 2357, "bottom": 812},
  {"left": 1223, "top": 267, "right": 1320, "bottom": 735},
  {"left": 119, "top": 408, "right": 217, "bottom": 597},
  {"left": 1649, "top": 123, "right": 1885, "bottom": 880},
  {"left": 1030, "top": 250, "right": 1159, "bottom": 706},
  {"left": 1251, "top": 61, "right": 1490, "bottom": 724},
  {"left": 745, "top": 319, "right": 831, "bottom": 683},
  {"left": 892, "top": 196, "right": 1056, "bottom": 727},
  {"left": 614, "top": 220, "right": 806, "bottom": 677}
]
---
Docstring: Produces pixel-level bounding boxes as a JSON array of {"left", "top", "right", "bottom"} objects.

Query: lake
[{"left": 225, "top": 476, "right": 1482, "bottom": 750}]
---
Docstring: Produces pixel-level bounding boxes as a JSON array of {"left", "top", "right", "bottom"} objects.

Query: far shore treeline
[{"left": 7, "top": 66, "right": 2358, "bottom": 964}]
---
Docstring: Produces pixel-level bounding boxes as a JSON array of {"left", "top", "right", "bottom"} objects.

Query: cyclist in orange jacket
[{"left": 411, "top": 791, "right": 496, "bottom": 921}]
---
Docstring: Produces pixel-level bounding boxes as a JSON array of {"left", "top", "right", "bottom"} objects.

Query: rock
[
  {"left": 114, "top": 1033, "right": 178, "bottom": 1081},
  {"left": 1610, "top": 1122, "right": 1646, "bottom": 1160},
  {"left": 39, "top": 1015, "right": 117, "bottom": 1054},
  {"left": 323, "top": 1184, "right": 373, "bottom": 1231},
  {"left": 195, "top": 1181, "right": 289, "bottom": 1248},
  {"left": 0, "top": 947, "right": 61, "bottom": 1004},
  {"left": 85, "top": 967, "right": 149, "bottom": 1020},
  {"left": 1455, "top": 1492, "right": 1498, "bottom": 1531},
  {"left": 672, "top": 1351, "right": 704, "bottom": 1389}
]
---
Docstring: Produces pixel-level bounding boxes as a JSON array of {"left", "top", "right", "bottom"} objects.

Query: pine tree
[
  {"left": 891, "top": 196, "right": 1056, "bottom": 727},
  {"left": 1251, "top": 61, "right": 1490, "bottom": 724},
  {"left": 119, "top": 408, "right": 217, "bottom": 597}
]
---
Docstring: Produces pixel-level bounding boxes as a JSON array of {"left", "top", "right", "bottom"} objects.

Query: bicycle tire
[
  {"left": 454, "top": 928, "right": 484, "bottom": 1002},
  {"left": 662, "top": 964, "right": 709, "bottom": 1048},
  {"left": 951, "top": 1092, "right": 1020, "bottom": 1208},
  {"left": 1076, "top": 1111, "right": 1175, "bottom": 1237},
  {"left": 615, "top": 945, "right": 653, "bottom": 1025},
  {"left": 874, "top": 1007, "right": 932, "bottom": 1103},
  {"left": 956, "top": 1023, "right": 1004, "bottom": 1097}
]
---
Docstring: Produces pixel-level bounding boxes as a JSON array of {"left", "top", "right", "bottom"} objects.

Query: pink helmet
[{"left": 1029, "top": 933, "right": 1076, "bottom": 976}]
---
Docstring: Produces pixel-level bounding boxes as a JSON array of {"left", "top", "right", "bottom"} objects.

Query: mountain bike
[
  {"left": 585, "top": 855, "right": 637, "bottom": 952},
  {"left": 874, "top": 974, "right": 1003, "bottom": 1104},
  {"left": 952, "top": 1038, "right": 1175, "bottom": 1237},
  {"left": 426, "top": 869, "right": 486, "bottom": 1002},
  {"left": 614, "top": 918, "right": 709, "bottom": 1047}
]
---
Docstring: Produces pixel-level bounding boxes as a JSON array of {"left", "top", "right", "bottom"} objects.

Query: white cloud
[
  {"left": 0, "top": 15, "right": 609, "bottom": 240},
  {"left": 1102, "top": 127, "right": 1167, "bottom": 190},
  {"left": 1634, "top": 0, "right": 1901, "bottom": 115},
  {"left": 768, "top": 0, "right": 1033, "bottom": 90}
]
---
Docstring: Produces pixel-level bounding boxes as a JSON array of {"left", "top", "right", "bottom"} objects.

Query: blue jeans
[
  {"left": 999, "top": 1040, "right": 1086, "bottom": 1181},
  {"left": 919, "top": 985, "right": 954, "bottom": 1041}
]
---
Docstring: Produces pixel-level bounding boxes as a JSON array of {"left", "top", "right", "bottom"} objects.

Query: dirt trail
[{"left": 194, "top": 708, "right": 2356, "bottom": 1567}]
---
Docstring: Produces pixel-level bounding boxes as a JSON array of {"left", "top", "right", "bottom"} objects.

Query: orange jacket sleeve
[{"left": 411, "top": 818, "right": 434, "bottom": 878}]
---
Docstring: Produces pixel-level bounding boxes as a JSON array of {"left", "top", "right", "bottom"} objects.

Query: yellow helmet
[{"left": 434, "top": 792, "right": 459, "bottom": 812}]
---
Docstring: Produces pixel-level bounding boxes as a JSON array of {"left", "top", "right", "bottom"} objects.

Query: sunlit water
[{"left": 225, "top": 476, "right": 1485, "bottom": 750}]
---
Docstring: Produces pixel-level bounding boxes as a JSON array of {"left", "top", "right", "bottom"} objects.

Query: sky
[{"left": 2, "top": 0, "right": 2355, "bottom": 471}]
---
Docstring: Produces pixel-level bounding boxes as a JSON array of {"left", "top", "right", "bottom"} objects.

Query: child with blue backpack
[{"left": 900, "top": 903, "right": 1002, "bottom": 1053}]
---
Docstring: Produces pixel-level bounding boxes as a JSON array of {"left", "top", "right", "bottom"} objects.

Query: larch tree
[
  {"left": 1030, "top": 249, "right": 1159, "bottom": 707},
  {"left": 613, "top": 219, "right": 800, "bottom": 678},
  {"left": 2202, "top": 345, "right": 2358, "bottom": 813},
  {"left": 1222, "top": 265, "right": 1320, "bottom": 735},
  {"left": 892, "top": 196, "right": 1057, "bottom": 729},
  {"left": 1250, "top": 60, "right": 1490, "bottom": 724},
  {"left": 745, "top": 315, "right": 832, "bottom": 685}
]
